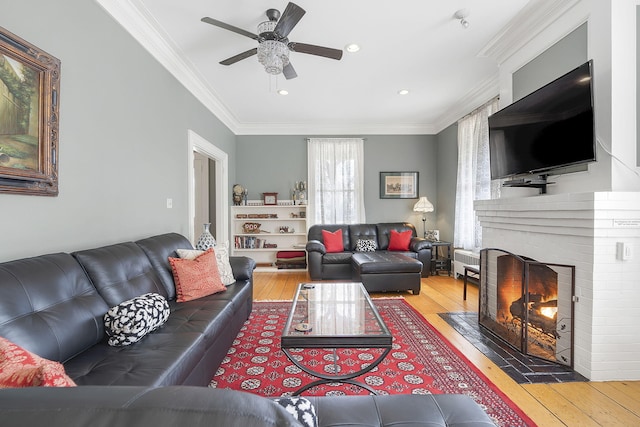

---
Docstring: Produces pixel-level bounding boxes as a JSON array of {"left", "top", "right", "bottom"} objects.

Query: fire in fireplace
[{"left": 479, "top": 248, "right": 575, "bottom": 366}]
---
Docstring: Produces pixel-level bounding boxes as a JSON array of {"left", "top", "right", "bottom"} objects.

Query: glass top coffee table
[{"left": 281, "top": 282, "right": 392, "bottom": 395}]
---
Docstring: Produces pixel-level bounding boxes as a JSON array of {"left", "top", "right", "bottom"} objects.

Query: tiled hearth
[{"left": 440, "top": 312, "right": 588, "bottom": 384}]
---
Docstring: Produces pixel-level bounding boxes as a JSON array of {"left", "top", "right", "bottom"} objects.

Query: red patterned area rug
[{"left": 210, "top": 298, "right": 537, "bottom": 427}]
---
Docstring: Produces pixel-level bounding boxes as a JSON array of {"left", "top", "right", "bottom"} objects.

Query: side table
[{"left": 429, "top": 241, "right": 452, "bottom": 276}]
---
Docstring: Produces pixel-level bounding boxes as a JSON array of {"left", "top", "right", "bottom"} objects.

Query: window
[
  {"left": 454, "top": 98, "right": 499, "bottom": 250},
  {"left": 307, "top": 138, "right": 366, "bottom": 225}
]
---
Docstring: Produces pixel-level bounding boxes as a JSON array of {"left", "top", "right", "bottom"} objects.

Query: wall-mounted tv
[{"left": 488, "top": 60, "right": 595, "bottom": 182}]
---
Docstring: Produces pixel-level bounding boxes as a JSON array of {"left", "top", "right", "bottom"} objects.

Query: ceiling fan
[{"left": 201, "top": 2, "right": 343, "bottom": 80}]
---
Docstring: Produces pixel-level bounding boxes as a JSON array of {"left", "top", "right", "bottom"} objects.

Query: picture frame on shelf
[
  {"left": 0, "top": 26, "right": 61, "bottom": 196},
  {"left": 379, "top": 172, "right": 418, "bottom": 199},
  {"left": 263, "top": 192, "right": 278, "bottom": 205}
]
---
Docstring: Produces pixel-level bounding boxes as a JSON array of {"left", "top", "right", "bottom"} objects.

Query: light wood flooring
[{"left": 253, "top": 270, "right": 640, "bottom": 427}]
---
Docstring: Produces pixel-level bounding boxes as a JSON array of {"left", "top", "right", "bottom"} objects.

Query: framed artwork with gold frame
[{"left": 0, "top": 26, "right": 61, "bottom": 196}]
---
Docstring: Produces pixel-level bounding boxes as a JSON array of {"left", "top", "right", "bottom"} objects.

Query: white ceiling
[{"left": 98, "top": 0, "right": 537, "bottom": 135}]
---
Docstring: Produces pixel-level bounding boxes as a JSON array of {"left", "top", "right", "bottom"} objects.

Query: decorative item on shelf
[
  {"left": 279, "top": 226, "right": 294, "bottom": 233},
  {"left": 242, "top": 188, "right": 248, "bottom": 205},
  {"left": 293, "top": 181, "right": 307, "bottom": 205},
  {"left": 413, "top": 196, "right": 435, "bottom": 238},
  {"left": 264, "top": 243, "right": 278, "bottom": 248},
  {"left": 242, "top": 222, "right": 262, "bottom": 233},
  {"left": 263, "top": 192, "right": 278, "bottom": 205},
  {"left": 232, "top": 184, "right": 244, "bottom": 206},
  {"left": 195, "top": 223, "right": 217, "bottom": 250}
]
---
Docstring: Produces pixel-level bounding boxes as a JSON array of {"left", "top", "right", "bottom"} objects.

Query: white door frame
[{"left": 187, "top": 130, "right": 229, "bottom": 245}]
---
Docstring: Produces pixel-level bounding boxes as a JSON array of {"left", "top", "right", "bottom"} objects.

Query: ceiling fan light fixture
[
  {"left": 257, "top": 40, "right": 290, "bottom": 75},
  {"left": 345, "top": 43, "right": 360, "bottom": 53}
]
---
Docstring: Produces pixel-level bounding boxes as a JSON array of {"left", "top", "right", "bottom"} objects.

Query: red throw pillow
[
  {"left": 169, "top": 248, "right": 226, "bottom": 302},
  {"left": 388, "top": 229, "right": 412, "bottom": 251},
  {"left": 322, "top": 229, "right": 344, "bottom": 253},
  {"left": 0, "top": 336, "right": 76, "bottom": 388}
]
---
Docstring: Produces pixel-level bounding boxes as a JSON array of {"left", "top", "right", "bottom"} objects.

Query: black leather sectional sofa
[
  {"left": 0, "top": 232, "right": 495, "bottom": 427},
  {"left": 0, "top": 232, "right": 255, "bottom": 386}
]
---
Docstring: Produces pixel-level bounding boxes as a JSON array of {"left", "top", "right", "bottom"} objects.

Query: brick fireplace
[{"left": 475, "top": 192, "right": 640, "bottom": 381}]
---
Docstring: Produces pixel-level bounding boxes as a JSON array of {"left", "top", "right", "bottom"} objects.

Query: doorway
[{"left": 187, "top": 130, "right": 229, "bottom": 245}]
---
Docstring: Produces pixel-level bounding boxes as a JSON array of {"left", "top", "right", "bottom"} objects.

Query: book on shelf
[{"left": 234, "top": 236, "right": 271, "bottom": 249}]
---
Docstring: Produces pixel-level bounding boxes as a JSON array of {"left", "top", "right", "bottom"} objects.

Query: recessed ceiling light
[
  {"left": 345, "top": 43, "right": 360, "bottom": 53},
  {"left": 398, "top": 89, "right": 409, "bottom": 95},
  {"left": 278, "top": 89, "right": 289, "bottom": 96}
]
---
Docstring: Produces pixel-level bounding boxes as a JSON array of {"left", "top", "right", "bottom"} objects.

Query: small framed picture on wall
[{"left": 379, "top": 172, "right": 418, "bottom": 199}]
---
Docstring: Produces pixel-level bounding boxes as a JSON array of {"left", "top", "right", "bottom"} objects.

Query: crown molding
[
  {"left": 478, "top": 0, "right": 582, "bottom": 65},
  {"left": 96, "top": 0, "right": 241, "bottom": 134},
  {"left": 235, "top": 122, "right": 436, "bottom": 136},
  {"left": 432, "top": 74, "right": 500, "bottom": 133}
]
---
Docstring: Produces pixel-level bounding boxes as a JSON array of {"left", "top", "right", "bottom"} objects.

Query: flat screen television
[{"left": 488, "top": 60, "right": 595, "bottom": 181}]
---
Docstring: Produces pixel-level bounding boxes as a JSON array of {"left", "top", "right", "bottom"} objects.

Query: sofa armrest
[
  {"left": 229, "top": 256, "right": 256, "bottom": 281},
  {"left": 306, "top": 239, "right": 326, "bottom": 254},
  {"left": 410, "top": 237, "right": 432, "bottom": 252}
]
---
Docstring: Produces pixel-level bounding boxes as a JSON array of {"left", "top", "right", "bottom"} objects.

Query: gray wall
[
  {"left": 435, "top": 123, "right": 459, "bottom": 243},
  {"left": 0, "top": 0, "right": 236, "bottom": 261},
  {"left": 236, "top": 135, "right": 438, "bottom": 231},
  {"left": 513, "top": 23, "right": 588, "bottom": 101}
]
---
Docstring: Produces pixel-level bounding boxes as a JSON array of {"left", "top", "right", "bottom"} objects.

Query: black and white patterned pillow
[
  {"left": 273, "top": 397, "right": 317, "bottom": 427},
  {"left": 355, "top": 238, "right": 377, "bottom": 252},
  {"left": 104, "top": 293, "right": 170, "bottom": 347}
]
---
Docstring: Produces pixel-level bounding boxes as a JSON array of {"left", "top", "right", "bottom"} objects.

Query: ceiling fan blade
[
  {"left": 288, "top": 42, "right": 343, "bottom": 60},
  {"left": 283, "top": 62, "right": 297, "bottom": 80},
  {"left": 273, "top": 3, "right": 306, "bottom": 38},
  {"left": 220, "top": 48, "right": 258, "bottom": 66},
  {"left": 201, "top": 17, "right": 258, "bottom": 40}
]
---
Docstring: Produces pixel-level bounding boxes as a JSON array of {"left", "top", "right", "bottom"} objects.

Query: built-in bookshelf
[{"left": 231, "top": 201, "right": 307, "bottom": 270}]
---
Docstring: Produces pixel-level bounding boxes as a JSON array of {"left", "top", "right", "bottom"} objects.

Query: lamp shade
[{"left": 413, "top": 197, "right": 434, "bottom": 213}]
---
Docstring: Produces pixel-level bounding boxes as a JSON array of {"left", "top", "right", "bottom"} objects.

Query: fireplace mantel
[{"left": 474, "top": 192, "right": 640, "bottom": 381}]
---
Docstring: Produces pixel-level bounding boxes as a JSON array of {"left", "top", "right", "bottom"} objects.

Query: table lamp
[{"left": 413, "top": 197, "right": 434, "bottom": 238}]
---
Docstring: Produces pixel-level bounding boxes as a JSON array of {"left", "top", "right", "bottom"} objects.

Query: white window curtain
[
  {"left": 454, "top": 98, "right": 500, "bottom": 250},
  {"left": 307, "top": 138, "right": 366, "bottom": 225}
]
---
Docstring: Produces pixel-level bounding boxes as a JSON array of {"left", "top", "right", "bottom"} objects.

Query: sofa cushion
[
  {"left": 388, "top": 229, "right": 412, "bottom": 251},
  {"left": 169, "top": 249, "right": 226, "bottom": 302},
  {"left": 0, "top": 336, "right": 76, "bottom": 388},
  {"left": 103, "top": 293, "right": 170, "bottom": 347},
  {"left": 0, "top": 253, "right": 110, "bottom": 363},
  {"left": 376, "top": 223, "right": 416, "bottom": 250},
  {"left": 355, "top": 239, "right": 377, "bottom": 252},
  {"left": 322, "top": 229, "right": 344, "bottom": 253},
  {"left": 273, "top": 396, "right": 317, "bottom": 427},
  {"left": 348, "top": 224, "right": 378, "bottom": 251},
  {"left": 176, "top": 244, "right": 235, "bottom": 286},
  {"left": 73, "top": 242, "right": 168, "bottom": 307},
  {"left": 136, "top": 233, "right": 194, "bottom": 300}
]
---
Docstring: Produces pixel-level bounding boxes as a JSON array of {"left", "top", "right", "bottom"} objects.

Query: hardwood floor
[{"left": 252, "top": 270, "right": 640, "bottom": 427}]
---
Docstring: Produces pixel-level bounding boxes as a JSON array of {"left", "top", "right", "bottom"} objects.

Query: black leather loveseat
[
  {"left": 0, "top": 232, "right": 255, "bottom": 386},
  {"left": 306, "top": 223, "right": 432, "bottom": 294}
]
